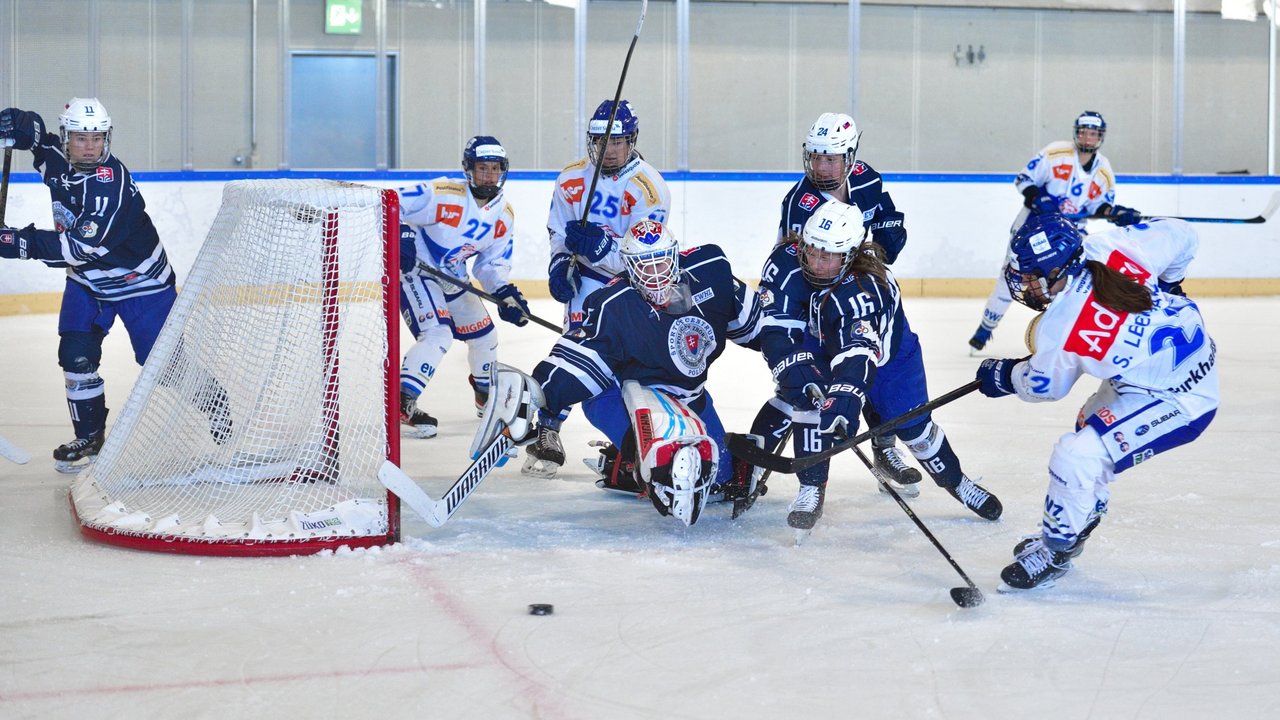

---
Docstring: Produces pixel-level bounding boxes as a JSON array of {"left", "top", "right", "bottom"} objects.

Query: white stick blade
[
  {"left": 0, "top": 434, "right": 31, "bottom": 465},
  {"left": 377, "top": 460, "right": 444, "bottom": 528}
]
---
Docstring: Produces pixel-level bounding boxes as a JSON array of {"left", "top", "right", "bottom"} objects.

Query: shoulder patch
[
  {"left": 631, "top": 172, "right": 661, "bottom": 206},
  {"left": 851, "top": 161, "right": 868, "bottom": 176},
  {"left": 1046, "top": 147, "right": 1075, "bottom": 160},
  {"left": 1097, "top": 165, "right": 1115, "bottom": 189},
  {"left": 433, "top": 179, "right": 467, "bottom": 196},
  {"left": 562, "top": 158, "right": 590, "bottom": 173}
]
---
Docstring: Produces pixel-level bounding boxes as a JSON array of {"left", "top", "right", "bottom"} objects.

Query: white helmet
[
  {"left": 799, "top": 201, "right": 867, "bottom": 286},
  {"left": 802, "top": 112, "right": 860, "bottom": 192},
  {"left": 621, "top": 219, "right": 680, "bottom": 306},
  {"left": 60, "top": 97, "right": 112, "bottom": 172}
]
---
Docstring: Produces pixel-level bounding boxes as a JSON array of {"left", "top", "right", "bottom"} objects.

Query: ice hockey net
[{"left": 70, "top": 180, "right": 401, "bottom": 555}]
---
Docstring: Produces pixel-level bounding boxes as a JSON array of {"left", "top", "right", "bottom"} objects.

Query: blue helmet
[
  {"left": 1074, "top": 111, "right": 1106, "bottom": 153},
  {"left": 462, "top": 135, "right": 508, "bottom": 201},
  {"left": 587, "top": 99, "right": 639, "bottom": 174},
  {"left": 1005, "top": 213, "right": 1085, "bottom": 311}
]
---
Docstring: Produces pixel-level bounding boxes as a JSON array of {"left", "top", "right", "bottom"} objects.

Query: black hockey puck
[{"left": 528, "top": 603, "right": 554, "bottom": 616}]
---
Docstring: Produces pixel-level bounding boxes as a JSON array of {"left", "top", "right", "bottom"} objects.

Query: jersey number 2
[{"left": 1149, "top": 325, "right": 1205, "bottom": 370}]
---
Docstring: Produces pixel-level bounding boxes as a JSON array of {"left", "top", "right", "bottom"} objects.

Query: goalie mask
[
  {"left": 1005, "top": 213, "right": 1085, "bottom": 311},
  {"left": 802, "top": 112, "right": 860, "bottom": 192},
  {"left": 621, "top": 219, "right": 680, "bottom": 307},
  {"left": 587, "top": 99, "right": 639, "bottom": 176},
  {"left": 1074, "top": 111, "right": 1106, "bottom": 154},
  {"left": 463, "top": 135, "right": 509, "bottom": 202},
  {"left": 799, "top": 201, "right": 867, "bottom": 287},
  {"left": 60, "top": 97, "right": 112, "bottom": 173}
]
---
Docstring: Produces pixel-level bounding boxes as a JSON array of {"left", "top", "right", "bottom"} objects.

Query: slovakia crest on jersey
[
  {"left": 95, "top": 166, "right": 114, "bottom": 182},
  {"left": 667, "top": 315, "right": 716, "bottom": 378},
  {"left": 799, "top": 193, "right": 821, "bottom": 211}
]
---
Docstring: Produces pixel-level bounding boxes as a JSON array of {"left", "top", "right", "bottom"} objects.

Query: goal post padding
[{"left": 70, "top": 180, "right": 401, "bottom": 555}]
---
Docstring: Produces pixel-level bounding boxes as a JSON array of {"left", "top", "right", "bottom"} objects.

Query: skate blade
[
  {"left": 876, "top": 480, "right": 921, "bottom": 499},
  {"left": 401, "top": 426, "right": 437, "bottom": 439},
  {"left": 521, "top": 456, "right": 560, "bottom": 479},
  {"left": 731, "top": 494, "right": 759, "bottom": 520},
  {"left": 793, "top": 528, "right": 812, "bottom": 546},
  {"left": 54, "top": 458, "right": 95, "bottom": 475},
  {"left": 996, "top": 579, "right": 1057, "bottom": 594}
]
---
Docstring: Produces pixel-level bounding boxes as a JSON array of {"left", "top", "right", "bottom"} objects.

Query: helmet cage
[
  {"left": 1005, "top": 214, "right": 1085, "bottom": 311},
  {"left": 798, "top": 201, "right": 867, "bottom": 287},
  {"left": 463, "top": 136, "right": 509, "bottom": 202},
  {"left": 59, "top": 97, "right": 112, "bottom": 172},
  {"left": 621, "top": 220, "right": 680, "bottom": 306},
  {"left": 587, "top": 99, "right": 640, "bottom": 175},
  {"left": 802, "top": 112, "right": 860, "bottom": 192},
  {"left": 1074, "top": 111, "right": 1107, "bottom": 154}
]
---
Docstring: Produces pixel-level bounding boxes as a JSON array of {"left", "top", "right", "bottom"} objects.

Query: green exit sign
[{"left": 325, "top": 0, "right": 362, "bottom": 35}]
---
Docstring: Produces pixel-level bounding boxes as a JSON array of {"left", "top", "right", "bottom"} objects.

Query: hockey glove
[
  {"left": 869, "top": 210, "right": 906, "bottom": 265},
  {"left": 818, "top": 383, "right": 865, "bottom": 437},
  {"left": 564, "top": 220, "right": 611, "bottom": 263},
  {"left": 0, "top": 108, "right": 36, "bottom": 150},
  {"left": 548, "top": 253, "right": 579, "bottom": 303},
  {"left": 0, "top": 108, "right": 15, "bottom": 138},
  {"left": 0, "top": 226, "right": 30, "bottom": 260},
  {"left": 1158, "top": 278, "right": 1186, "bottom": 297},
  {"left": 771, "top": 350, "right": 824, "bottom": 410},
  {"left": 1105, "top": 204, "right": 1143, "bottom": 227},
  {"left": 398, "top": 224, "right": 418, "bottom": 275},
  {"left": 976, "top": 357, "right": 1018, "bottom": 398},
  {"left": 494, "top": 284, "right": 530, "bottom": 327},
  {"left": 1030, "top": 192, "right": 1062, "bottom": 216}
]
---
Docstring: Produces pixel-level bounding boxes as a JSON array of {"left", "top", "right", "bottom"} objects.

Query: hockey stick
[
  {"left": 377, "top": 432, "right": 514, "bottom": 528},
  {"left": 1068, "top": 192, "right": 1280, "bottom": 225},
  {"left": 0, "top": 433, "right": 31, "bottom": 465},
  {"left": 579, "top": 0, "right": 649, "bottom": 228},
  {"left": 415, "top": 261, "right": 563, "bottom": 334},
  {"left": 0, "top": 142, "right": 13, "bottom": 226},
  {"left": 726, "top": 380, "right": 983, "bottom": 475},
  {"left": 804, "top": 386, "right": 983, "bottom": 608}
]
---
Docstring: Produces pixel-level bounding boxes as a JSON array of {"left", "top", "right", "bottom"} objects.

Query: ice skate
[
  {"left": 399, "top": 391, "right": 437, "bottom": 439},
  {"left": 870, "top": 437, "right": 921, "bottom": 499},
  {"left": 522, "top": 424, "right": 565, "bottom": 479},
  {"left": 998, "top": 536, "right": 1072, "bottom": 592},
  {"left": 468, "top": 374, "right": 489, "bottom": 418},
  {"left": 582, "top": 440, "right": 643, "bottom": 494},
  {"left": 719, "top": 434, "right": 767, "bottom": 519},
  {"left": 968, "top": 325, "right": 992, "bottom": 355},
  {"left": 945, "top": 475, "right": 1002, "bottom": 520},
  {"left": 1013, "top": 516, "right": 1100, "bottom": 560},
  {"left": 53, "top": 433, "right": 104, "bottom": 474},
  {"left": 788, "top": 482, "right": 826, "bottom": 545}
]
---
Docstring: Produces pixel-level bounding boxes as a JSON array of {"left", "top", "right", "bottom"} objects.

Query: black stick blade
[
  {"left": 950, "top": 587, "right": 985, "bottom": 608},
  {"left": 726, "top": 432, "right": 793, "bottom": 473}
]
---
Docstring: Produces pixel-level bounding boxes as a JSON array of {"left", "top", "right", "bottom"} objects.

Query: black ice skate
[
  {"left": 582, "top": 441, "right": 643, "bottom": 495},
  {"left": 719, "top": 434, "right": 768, "bottom": 519},
  {"left": 999, "top": 536, "right": 1073, "bottom": 592},
  {"left": 946, "top": 475, "right": 1003, "bottom": 521},
  {"left": 870, "top": 437, "right": 922, "bottom": 499},
  {"left": 968, "top": 325, "right": 992, "bottom": 355},
  {"left": 468, "top": 374, "right": 489, "bottom": 418},
  {"left": 522, "top": 424, "right": 565, "bottom": 479},
  {"left": 399, "top": 391, "right": 438, "bottom": 439},
  {"left": 53, "top": 432, "right": 105, "bottom": 474},
  {"left": 788, "top": 482, "right": 826, "bottom": 545},
  {"left": 1013, "top": 517, "right": 1101, "bottom": 560}
]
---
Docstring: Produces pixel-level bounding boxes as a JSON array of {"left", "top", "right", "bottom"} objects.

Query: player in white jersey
[
  {"left": 974, "top": 213, "right": 1218, "bottom": 591},
  {"left": 546, "top": 99, "right": 671, "bottom": 332},
  {"left": 396, "top": 135, "right": 530, "bottom": 438},
  {"left": 969, "top": 111, "right": 1145, "bottom": 352}
]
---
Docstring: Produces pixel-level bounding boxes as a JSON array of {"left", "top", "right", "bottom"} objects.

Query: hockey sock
[
  {"left": 749, "top": 399, "right": 794, "bottom": 453},
  {"left": 65, "top": 371, "right": 108, "bottom": 439},
  {"left": 793, "top": 422, "right": 832, "bottom": 486},
  {"left": 902, "top": 422, "right": 963, "bottom": 487}
]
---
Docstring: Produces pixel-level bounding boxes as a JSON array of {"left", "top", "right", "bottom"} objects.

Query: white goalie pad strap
[
  {"left": 470, "top": 362, "right": 546, "bottom": 458},
  {"left": 620, "top": 380, "right": 719, "bottom": 484}
]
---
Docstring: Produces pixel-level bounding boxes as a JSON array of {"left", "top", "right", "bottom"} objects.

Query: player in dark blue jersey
[
  {"left": 753, "top": 202, "right": 1002, "bottom": 534},
  {"left": 508, "top": 219, "right": 761, "bottom": 525},
  {"left": 776, "top": 112, "right": 917, "bottom": 492},
  {"left": 0, "top": 98, "right": 221, "bottom": 472}
]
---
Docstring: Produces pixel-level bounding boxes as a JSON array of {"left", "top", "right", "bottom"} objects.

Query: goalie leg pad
[
  {"left": 621, "top": 381, "right": 719, "bottom": 526},
  {"left": 471, "top": 363, "right": 546, "bottom": 458}
]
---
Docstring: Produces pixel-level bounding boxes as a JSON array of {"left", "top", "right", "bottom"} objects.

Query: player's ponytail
[
  {"left": 850, "top": 240, "right": 890, "bottom": 289},
  {"left": 1086, "top": 260, "right": 1153, "bottom": 314}
]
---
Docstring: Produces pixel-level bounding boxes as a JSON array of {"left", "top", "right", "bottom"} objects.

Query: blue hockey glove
[
  {"left": 0, "top": 108, "right": 36, "bottom": 149},
  {"left": 398, "top": 224, "right": 418, "bottom": 275},
  {"left": 1031, "top": 193, "right": 1061, "bottom": 215},
  {"left": 564, "top": 220, "right": 611, "bottom": 263},
  {"left": 1158, "top": 278, "right": 1185, "bottom": 297},
  {"left": 869, "top": 210, "right": 906, "bottom": 265},
  {"left": 0, "top": 108, "right": 16, "bottom": 138},
  {"left": 976, "top": 357, "right": 1018, "bottom": 398},
  {"left": 548, "top": 253, "right": 579, "bottom": 303},
  {"left": 1106, "top": 204, "right": 1143, "bottom": 227},
  {"left": 0, "top": 226, "right": 31, "bottom": 260},
  {"left": 771, "top": 351, "right": 824, "bottom": 409},
  {"left": 817, "top": 383, "right": 865, "bottom": 437},
  {"left": 493, "top": 284, "right": 530, "bottom": 327}
]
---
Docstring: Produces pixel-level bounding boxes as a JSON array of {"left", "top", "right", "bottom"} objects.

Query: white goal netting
[{"left": 70, "top": 180, "right": 400, "bottom": 554}]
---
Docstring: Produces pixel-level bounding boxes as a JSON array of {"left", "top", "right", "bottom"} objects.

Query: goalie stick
[
  {"left": 727, "top": 380, "right": 983, "bottom": 475},
  {"left": 378, "top": 432, "right": 514, "bottom": 528},
  {"left": 805, "top": 386, "right": 983, "bottom": 608},
  {"left": 415, "top": 261, "right": 563, "bottom": 334},
  {"left": 0, "top": 433, "right": 31, "bottom": 465}
]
